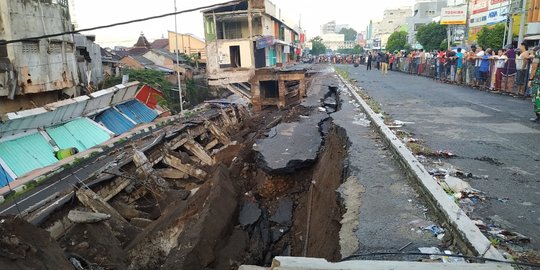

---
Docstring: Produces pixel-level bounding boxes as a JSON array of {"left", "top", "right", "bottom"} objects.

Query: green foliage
[
  {"left": 185, "top": 79, "right": 212, "bottom": 106},
  {"left": 337, "top": 45, "right": 364, "bottom": 55},
  {"left": 386, "top": 31, "right": 409, "bottom": 53},
  {"left": 310, "top": 36, "right": 327, "bottom": 55},
  {"left": 339, "top": 27, "right": 358, "bottom": 41},
  {"left": 416, "top": 23, "right": 447, "bottom": 51},
  {"left": 103, "top": 69, "right": 177, "bottom": 111},
  {"left": 440, "top": 39, "right": 448, "bottom": 51},
  {"left": 477, "top": 23, "right": 506, "bottom": 50}
]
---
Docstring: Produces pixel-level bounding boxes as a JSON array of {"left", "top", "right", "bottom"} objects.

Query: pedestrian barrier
[{"left": 366, "top": 55, "right": 533, "bottom": 97}]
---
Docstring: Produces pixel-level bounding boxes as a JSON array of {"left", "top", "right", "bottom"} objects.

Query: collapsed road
[{"left": 0, "top": 65, "right": 510, "bottom": 270}]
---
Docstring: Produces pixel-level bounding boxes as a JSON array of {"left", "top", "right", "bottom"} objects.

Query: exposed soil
[{"left": 0, "top": 71, "right": 348, "bottom": 270}]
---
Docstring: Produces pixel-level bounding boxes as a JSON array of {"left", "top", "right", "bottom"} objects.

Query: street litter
[
  {"left": 441, "top": 250, "right": 467, "bottom": 263},
  {"left": 498, "top": 197, "right": 510, "bottom": 203},
  {"left": 434, "top": 150, "right": 456, "bottom": 158},
  {"left": 352, "top": 117, "right": 371, "bottom": 127},
  {"left": 474, "top": 219, "right": 531, "bottom": 243},
  {"left": 424, "top": 224, "right": 445, "bottom": 237},
  {"left": 418, "top": 247, "right": 443, "bottom": 260},
  {"left": 443, "top": 176, "right": 472, "bottom": 193},
  {"left": 428, "top": 168, "right": 448, "bottom": 177},
  {"left": 318, "top": 107, "right": 327, "bottom": 112}
]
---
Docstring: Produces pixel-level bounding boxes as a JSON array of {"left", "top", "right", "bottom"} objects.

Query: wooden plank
[
  {"left": 156, "top": 168, "right": 188, "bottom": 179},
  {"left": 221, "top": 109, "right": 234, "bottom": 128},
  {"left": 169, "top": 136, "right": 189, "bottom": 151},
  {"left": 204, "top": 139, "right": 219, "bottom": 151},
  {"left": 126, "top": 187, "right": 148, "bottom": 205},
  {"left": 97, "top": 177, "right": 131, "bottom": 202},
  {"left": 183, "top": 139, "right": 215, "bottom": 166},
  {"left": 207, "top": 121, "right": 232, "bottom": 145},
  {"left": 133, "top": 150, "right": 169, "bottom": 189},
  {"left": 76, "top": 188, "right": 128, "bottom": 227},
  {"left": 163, "top": 153, "right": 207, "bottom": 180}
]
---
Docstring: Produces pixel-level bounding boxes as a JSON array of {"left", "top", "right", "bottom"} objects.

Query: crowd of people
[{"left": 358, "top": 43, "right": 540, "bottom": 122}]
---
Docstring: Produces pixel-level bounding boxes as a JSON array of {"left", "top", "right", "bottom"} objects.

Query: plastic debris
[
  {"left": 442, "top": 250, "right": 467, "bottom": 263},
  {"left": 474, "top": 218, "right": 530, "bottom": 243},
  {"left": 443, "top": 176, "right": 472, "bottom": 193},
  {"left": 428, "top": 168, "right": 448, "bottom": 177},
  {"left": 418, "top": 247, "right": 443, "bottom": 260},
  {"left": 424, "top": 225, "right": 445, "bottom": 237},
  {"left": 318, "top": 107, "right": 327, "bottom": 112},
  {"left": 434, "top": 150, "right": 456, "bottom": 158},
  {"left": 498, "top": 197, "right": 510, "bottom": 203}
]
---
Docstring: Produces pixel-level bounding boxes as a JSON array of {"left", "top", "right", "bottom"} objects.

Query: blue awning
[
  {"left": 0, "top": 132, "right": 58, "bottom": 177},
  {"left": 0, "top": 165, "right": 14, "bottom": 188},
  {"left": 46, "top": 118, "right": 112, "bottom": 151},
  {"left": 116, "top": 100, "right": 158, "bottom": 124},
  {"left": 94, "top": 108, "right": 135, "bottom": 135}
]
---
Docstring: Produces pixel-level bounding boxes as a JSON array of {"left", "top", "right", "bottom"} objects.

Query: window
[
  {"left": 48, "top": 41, "right": 63, "bottom": 54},
  {"left": 22, "top": 41, "right": 39, "bottom": 53}
]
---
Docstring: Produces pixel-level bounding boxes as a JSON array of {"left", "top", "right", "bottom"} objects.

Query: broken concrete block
[
  {"left": 157, "top": 168, "right": 188, "bottom": 179},
  {"left": 183, "top": 138, "right": 215, "bottom": 166},
  {"left": 239, "top": 202, "right": 262, "bottom": 227},
  {"left": 270, "top": 197, "right": 293, "bottom": 227},
  {"left": 67, "top": 210, "right": 111, "bottom": 224}
]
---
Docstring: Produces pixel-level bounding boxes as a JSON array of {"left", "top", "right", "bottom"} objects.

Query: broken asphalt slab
[{"left": 254, "top": 111, "right": 329, "bottom": 174}]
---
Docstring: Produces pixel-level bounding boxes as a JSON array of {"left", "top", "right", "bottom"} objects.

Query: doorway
[{"left": 230, "top": 46, "right": 241, "bottom": 68}]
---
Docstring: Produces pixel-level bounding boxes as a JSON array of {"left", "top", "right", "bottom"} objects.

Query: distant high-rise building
[
  {"left": 373, "top": 7, "right": 412, "bottom": 47},
  {"left": 320, "top": 21, "right": 337, "bottom": 35},
  {"left": 406, "top": 0, "right": 447, "bottom": 48}
]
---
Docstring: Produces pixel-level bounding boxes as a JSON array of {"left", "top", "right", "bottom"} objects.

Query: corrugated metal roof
[
  {"left": 0, "top": 132, "right": 58, "bottom": 177},
  {"left": 94, "top": 108, "right": 135, "bottom": 135},
  {"left": 0, "top": 165, "right": 13, "bottom": 188},
  {"left": 116, "top": 100, "right": 158, "bottom": 124},
  {"left": 46, "top": 118, "right": 112, "bottom": 151}
]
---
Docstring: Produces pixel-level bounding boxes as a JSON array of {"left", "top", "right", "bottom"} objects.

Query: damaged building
[
  {"left": 0, "top": 0, "right": 79, "bottom": 114},
  {"left": 203, "top": 0, "right": 305, "bottom": 110}
]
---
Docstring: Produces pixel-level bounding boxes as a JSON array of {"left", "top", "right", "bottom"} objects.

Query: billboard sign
[{"left": 440, "top": 6, "right": 467, "bottom": 25}]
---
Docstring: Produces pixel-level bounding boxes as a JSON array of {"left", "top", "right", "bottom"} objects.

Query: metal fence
[{"left": 364, "top": 56, "right": 534, "bottom": 97}]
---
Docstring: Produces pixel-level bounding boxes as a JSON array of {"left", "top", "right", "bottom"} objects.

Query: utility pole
[
  {"left": 507, "top": 0, "right": 514, "bottom": 45},
  {"left": 464, "top": 0, "right": 471, "bottom": 47},
  {"left": 174, "top": 0, "right": 184, "bottom": 113},
  {"left": 518, "top": 0, "right": 527, "bottom": 44}
]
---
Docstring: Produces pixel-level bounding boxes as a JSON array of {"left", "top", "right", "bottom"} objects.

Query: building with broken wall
[
  {"left": 203, "top": 0, "right": 301, "bottom": 87},
  {"left": 0, "top": 0, "right": 79, "bottom": 115}
]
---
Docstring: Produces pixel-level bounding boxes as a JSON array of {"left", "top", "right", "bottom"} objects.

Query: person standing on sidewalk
[
  {"left": 456, "top": 48, "right": 464, "bottom": 83},
  {"left": 479, "top": 48, "right": 492, "bottom": 89},
  {"left": 494, "top": 49, "right": 508, "bottom": 91},
  {"left": 466, "top": 45, "right": 476, "bottom": 86},
  {"left": 529, "top": 48, "right": 540, "bottom": 122},
  {"left": 516, "top": 43, "right": 530, "bottom": 95}
]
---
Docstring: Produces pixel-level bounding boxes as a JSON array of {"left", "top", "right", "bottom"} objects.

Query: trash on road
[
  {"left": 434, "top": 150, "right": 456, "bottom": 158},
  {"left": 424, "top": 224, "right": 445, "bottom": 237},
  {"left": 443, "top": 176, "right": 472, "bottom": 193}
]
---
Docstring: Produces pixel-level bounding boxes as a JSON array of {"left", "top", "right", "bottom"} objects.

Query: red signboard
[{"left": 472, "top": 0, "right": 489, "bottom": 14}]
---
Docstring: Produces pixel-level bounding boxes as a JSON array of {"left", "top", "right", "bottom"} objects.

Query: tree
[
  {"left": 477, "top": 23, "right": 506, "bottom": 50},
  {"left": 416, "top": 23, "right": 447, "bottom": 51},
  {"left": 386, "top": 31, "right": 409, "bottom": 53},
  {"left": 310, "top": 36, "right": 327, "bottom": 55},
  {"left": 339, "top": 28, "right": 358, "bottom": 41}
]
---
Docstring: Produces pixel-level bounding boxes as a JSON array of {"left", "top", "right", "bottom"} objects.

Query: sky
[{"left": 72, "top": 0, "right": 415, "bottom": 47}]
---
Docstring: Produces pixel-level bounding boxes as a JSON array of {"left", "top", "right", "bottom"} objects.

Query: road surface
[{"left": 341, "top": 64, "right": 540, "bottom": 253}]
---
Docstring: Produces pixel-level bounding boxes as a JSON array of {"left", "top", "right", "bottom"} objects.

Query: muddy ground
[{"left": 0, "top": 69, "right": 350, "bottom": 270}]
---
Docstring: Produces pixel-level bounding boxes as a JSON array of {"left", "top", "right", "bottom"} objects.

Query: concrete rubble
[{"left": 67, "top": 210, "right": 111, "bottom": 224}]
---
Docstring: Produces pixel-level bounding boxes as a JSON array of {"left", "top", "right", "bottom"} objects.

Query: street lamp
[{"left": 174, "top": 0, "right": 184, "bottom": 114}]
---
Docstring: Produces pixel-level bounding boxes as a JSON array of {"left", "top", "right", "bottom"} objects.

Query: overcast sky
[{"left": 72, "top": 0, "right": 415, "bottom": 47}]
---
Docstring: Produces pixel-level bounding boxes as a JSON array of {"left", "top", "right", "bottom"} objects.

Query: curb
[{"left": 337, "top": 74, "right": 510, "bottom": 264}]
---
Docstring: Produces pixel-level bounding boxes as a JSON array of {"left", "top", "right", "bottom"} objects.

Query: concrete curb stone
[{"left": 337, "top": 73, "right": 511, "bottom": 267}]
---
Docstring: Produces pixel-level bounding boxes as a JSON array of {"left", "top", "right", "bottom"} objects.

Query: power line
[{"left": 0, "top": 0, "right": 242, "bottom": 46}]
